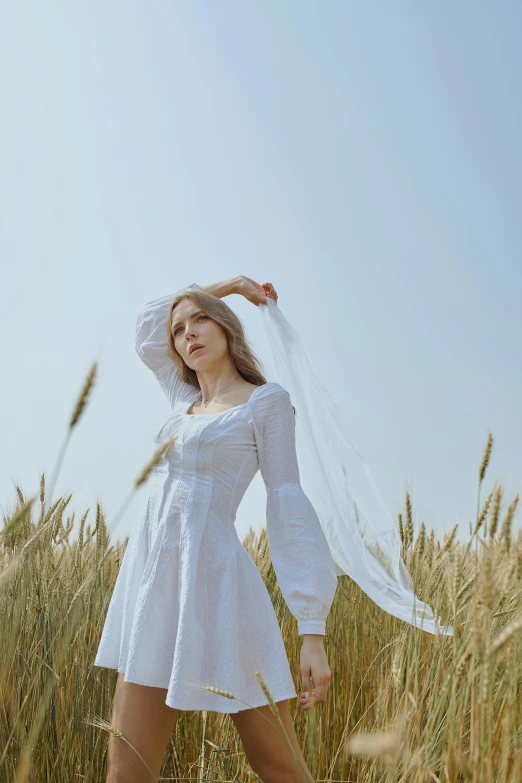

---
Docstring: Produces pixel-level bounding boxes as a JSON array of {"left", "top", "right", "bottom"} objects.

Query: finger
[
  {"left": 299, "top": 689, "right": 316, "bottom": 711},
  {"left": 312, "top": 681, "right": 327, "bottom": 702}
]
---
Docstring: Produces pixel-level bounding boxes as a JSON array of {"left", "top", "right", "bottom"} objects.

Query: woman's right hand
[{"left": 236, "top": 275, "right": 278, "bottom": 306}]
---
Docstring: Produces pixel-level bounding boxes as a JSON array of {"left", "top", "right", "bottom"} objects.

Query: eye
[{"left": 173, "top": 315, "right": 207, "bottom": 336}]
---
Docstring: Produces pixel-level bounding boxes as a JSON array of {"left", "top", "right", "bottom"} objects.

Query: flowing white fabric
[{"left": 257, "top": 295, "right": 453, "bottom": 637}]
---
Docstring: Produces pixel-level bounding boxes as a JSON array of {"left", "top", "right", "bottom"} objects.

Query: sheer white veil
[{"left": 257, "top": 295, "right": 454, "bottom": 637}]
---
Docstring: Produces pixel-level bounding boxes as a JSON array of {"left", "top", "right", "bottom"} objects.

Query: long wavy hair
[{"left": 166, "top": 289, "right": 268, "bottom": 391}]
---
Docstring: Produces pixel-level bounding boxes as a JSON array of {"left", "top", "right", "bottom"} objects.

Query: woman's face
[{"left": 171, "top": 298, "right": 229, "bottom": 370}]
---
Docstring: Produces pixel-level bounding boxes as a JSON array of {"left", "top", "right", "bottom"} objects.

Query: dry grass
[{"left": 1, "top": 366, "right": 521, "bottom": 781}]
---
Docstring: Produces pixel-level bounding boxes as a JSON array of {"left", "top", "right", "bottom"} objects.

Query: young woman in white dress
[{"left": 96, "top": 275, "right": 339, "bottom": 783}]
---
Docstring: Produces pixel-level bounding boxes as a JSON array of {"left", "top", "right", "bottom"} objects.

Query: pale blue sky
[{"left": 1, "top": 1, "right": 520, "bottom": 545}]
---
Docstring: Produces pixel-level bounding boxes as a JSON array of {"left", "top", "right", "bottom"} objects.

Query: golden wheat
[{"left": 2, "top": 390, "right": 522, "bottom": 781}]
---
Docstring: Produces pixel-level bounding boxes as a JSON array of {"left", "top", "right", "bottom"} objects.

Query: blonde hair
[{"left": 166, "top": 289, "right": 268, "bottom": 390}]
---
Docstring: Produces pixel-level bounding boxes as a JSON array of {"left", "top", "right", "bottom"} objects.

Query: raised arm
[{"left": 251, "top": 382, "right": 338, "bottom": 636}]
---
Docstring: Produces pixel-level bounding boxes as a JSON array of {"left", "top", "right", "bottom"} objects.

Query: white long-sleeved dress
[{"left": 93, "top": 287, "right": 338, "bottom": 713}]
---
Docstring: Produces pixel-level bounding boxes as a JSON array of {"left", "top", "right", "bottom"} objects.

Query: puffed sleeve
[
  {"left": 135, "top": 284, "right": 202, "bottom": 408},
  {"left": 251, "top": 382, "right": 338, "bottom": 636}
]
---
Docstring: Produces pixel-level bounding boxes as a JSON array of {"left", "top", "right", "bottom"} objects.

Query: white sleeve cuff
[{"left": 298, "top": 620, "right": 326, "bottom": 636}]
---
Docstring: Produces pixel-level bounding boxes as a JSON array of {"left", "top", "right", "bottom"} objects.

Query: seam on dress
[
  {"left": 176, "top": 420, "right": 187, "bottom": 643},
  {"left": 226, "top": 437, "right": 251, "bottom": 524},
  {"left": 124, "top": 479, "right": 174, "bottom": 684},
  {"left": 251, "top": 398, "right": 291, "bottom": 694},
  {"left": 203, "top": 428, "right": 214, "bottom": 702}
]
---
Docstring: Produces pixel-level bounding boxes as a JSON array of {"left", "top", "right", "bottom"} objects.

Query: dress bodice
[{"left": 151, "top": 391, "right": 269, "bottom": 525}]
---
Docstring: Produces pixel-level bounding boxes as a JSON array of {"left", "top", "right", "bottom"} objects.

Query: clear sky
[{"left": 1, "top": 1, "right": 520, "bottom": 546}]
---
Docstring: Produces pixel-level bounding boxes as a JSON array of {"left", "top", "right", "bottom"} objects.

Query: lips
[{"left": 189, "top": 344, "right": 204, "bottom": 355}]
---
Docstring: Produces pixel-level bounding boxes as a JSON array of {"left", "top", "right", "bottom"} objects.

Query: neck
[{"left": 196, "top": 368, "right": 240, "bottom": 403}]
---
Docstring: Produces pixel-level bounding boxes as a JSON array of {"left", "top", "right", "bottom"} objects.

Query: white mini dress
[{"left": 93, "top": 289, "right": 338, "bottom": 713}]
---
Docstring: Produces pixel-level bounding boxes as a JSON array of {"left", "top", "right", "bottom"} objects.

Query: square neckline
[{"left": 182, "top": 382, "right": 268, "bottom": 418}]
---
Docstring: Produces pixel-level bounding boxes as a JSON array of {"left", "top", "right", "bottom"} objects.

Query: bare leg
[
  {"left": 106, "top": 672, "right": 178, "bottom": 783},
  {"left": 230, "top": 699, "right": 314, "bottom": 783}
]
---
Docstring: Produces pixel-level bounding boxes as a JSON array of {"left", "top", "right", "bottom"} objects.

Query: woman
[{"left": 94, "top": 275, "right": 339, "bottom": 782}]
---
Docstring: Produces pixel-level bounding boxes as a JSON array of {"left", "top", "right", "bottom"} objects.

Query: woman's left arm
[{"left": 251, "top": 382, "right": 338, "bottom": 711}]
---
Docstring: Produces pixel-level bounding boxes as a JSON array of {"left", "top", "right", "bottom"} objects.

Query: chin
[{"left": 189, "top": 354, "right": 208, "bottom": 366}]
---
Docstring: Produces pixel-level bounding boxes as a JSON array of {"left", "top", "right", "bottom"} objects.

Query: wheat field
[{"left": 1, "top": 362, "right": 521, "bottom": 782}]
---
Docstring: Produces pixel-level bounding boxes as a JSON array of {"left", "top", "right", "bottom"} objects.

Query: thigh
[
  {"left": 106, "top": 671, "right": 178, "bottom": 782},
  {"left": 230, "top": 699, "right": 314, "bottom": 783}
]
